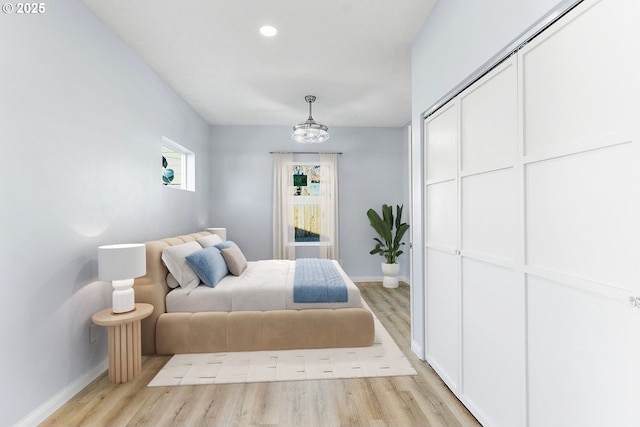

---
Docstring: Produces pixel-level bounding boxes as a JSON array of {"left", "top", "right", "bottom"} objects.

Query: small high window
[{"left": 162, "top": 137, "right": 195, "bottom": 192}]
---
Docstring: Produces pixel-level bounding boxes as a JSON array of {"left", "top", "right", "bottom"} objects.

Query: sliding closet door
[
  {"left": 424, "top": 102, "right": 460, "bottom": 390},
  {"left": 423, "top": 2, "right": 639, "bottom": 426},
  {"left": 459, "top": 57, "right": 524, "bottom": 427},
  {"left": 425, "top": 58, "right": 525, "bottom": 427},
  {"left": 521, "top": 0, "right": 640, "bottom": 425}
]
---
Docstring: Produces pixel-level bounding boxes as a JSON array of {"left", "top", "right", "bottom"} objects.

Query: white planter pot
[{"left": 381, "top": 263, "right": 400, "bottom": 288}]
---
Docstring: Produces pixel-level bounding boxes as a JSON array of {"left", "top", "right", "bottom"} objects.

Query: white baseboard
[
  {"left": 351, "top": 276, "right": 410, "bottom": 285},
  {"left": 13, "top": 358, "right": 108, "bottom": 427},
  {"left": 351, "top": 276, "right": 383, "bottom": 282},
  {"left": 411, "top": 340, "right": 424, "bottom": 359}
]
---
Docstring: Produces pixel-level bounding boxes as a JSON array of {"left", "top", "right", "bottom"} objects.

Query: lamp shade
[
  {"left": 206, "top": 227, "right": 227, "bottom": 241},
  {"left": 98, "top": 243, "right": 146, "bottom": 281}
]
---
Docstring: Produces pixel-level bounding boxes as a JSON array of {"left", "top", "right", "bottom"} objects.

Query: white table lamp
[
  {"left": 98, "top": 243, "right": 146, "bottom": 313},
  {"left": 206, "top": 227, "right": 227, "bottom": 241}
]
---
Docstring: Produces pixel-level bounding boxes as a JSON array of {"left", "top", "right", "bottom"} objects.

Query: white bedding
[{"left": 166, "top": 259, "right": 363, "bottom": 313}]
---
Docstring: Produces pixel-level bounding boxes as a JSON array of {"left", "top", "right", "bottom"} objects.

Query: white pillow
[
  {"left": 197, "top": 234, "right": 224, "bottom": 248},
  {"left": 161, "top": 241, "right": 202, "bottom": 291},
  {"left": 166, "top": 273, "right": 180, "bottom": 289}
]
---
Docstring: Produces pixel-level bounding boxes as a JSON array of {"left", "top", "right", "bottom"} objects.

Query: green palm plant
[{"left": 367, "top": 204, "right": 410, "bottom": 264}]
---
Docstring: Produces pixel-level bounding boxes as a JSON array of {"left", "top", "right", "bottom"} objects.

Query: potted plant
[{"left": 367, "top": 204, "right": 410, "bottom": 288}]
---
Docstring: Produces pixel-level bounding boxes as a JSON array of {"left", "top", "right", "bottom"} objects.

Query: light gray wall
[
  {"left": 209, "top": 126, "right": 409, "bottom": 280},
  {"left": 0, "top": 1, "right": 210, "bottom": 425},
  {"left": 409, "top": 0, "right": 566, "bottom": 358}
]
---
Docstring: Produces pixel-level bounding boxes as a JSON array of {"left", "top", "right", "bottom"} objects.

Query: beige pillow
[
  {"left": 221, "top": 244, "right": 248, "bottom": 276},
  {"left": 197, "top": 234, "right": 224, "bottom": 248}
]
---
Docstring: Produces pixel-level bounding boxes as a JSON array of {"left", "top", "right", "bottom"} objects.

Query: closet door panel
[
  {"left": 527, "top": 275, "right": 636, "bottom": 427},
  {"left": 523, "top": 2, "right": 640, "bottom": 426},
  {"left": 525, "top": 143, "right": 639, "bottom": 291},
  {"left": 426, "top": 180, "right": 457, "bottom": 250},
  {"left": 425, "top": 104, "right": 457, "bottom": 182},
  {"left": 425, "top": 248, "right": 459, "bottom": 388},
  {"left": 461, "top": 168, "right": 516, "bottom": 261},
  {"left": 462, "top": 258, "right": 523, "bottom": 427},
  {"left": 522, "top": 0, "right": 639, "bottom": 158},
  {"left": 460, "top": 60, "right": 517, "bottom": 173},
  {"left": 425, "top": 97, "right": 460, "bottom": 393}
]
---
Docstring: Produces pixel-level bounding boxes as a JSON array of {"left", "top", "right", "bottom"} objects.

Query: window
[
  {"left": 162, "top": 136, "right": 195, "bottom": 191},
  {"left": 273, "top": 152, "right": 339, "bottom": 260},
  {"left": 162, "top": 145, "right": 183, "bottom": 188},
  {"left": 292, "top": 164, "right": 321, "bottom": 243}
]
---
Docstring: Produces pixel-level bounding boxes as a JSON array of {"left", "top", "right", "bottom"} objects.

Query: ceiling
[{"left": 80, "top": 0, "right": 438, "bottom": 128}]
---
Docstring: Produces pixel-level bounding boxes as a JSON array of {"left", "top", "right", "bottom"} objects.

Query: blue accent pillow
[
  {"left": 185, "top": 246, "right": 229, "bottom": 287},
  {"left": 214, "top": 240, "right": 236, "bottom": 250}
]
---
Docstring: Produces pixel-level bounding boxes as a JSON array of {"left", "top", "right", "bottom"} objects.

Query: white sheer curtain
[
  {"left": 272, "top": 153, "right": 295, "bottom": 259},
  {"left": 319, "top": 153, "right": 339, "bottom": 260}
]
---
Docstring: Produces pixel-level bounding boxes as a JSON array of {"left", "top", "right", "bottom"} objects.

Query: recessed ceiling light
[{"left": 260, "top": 25, "right": 278, "bottom": 37}]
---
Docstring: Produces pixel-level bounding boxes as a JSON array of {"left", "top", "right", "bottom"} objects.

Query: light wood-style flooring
[{"left": 41, "top": 282, "right": 480, "bottom": 427}]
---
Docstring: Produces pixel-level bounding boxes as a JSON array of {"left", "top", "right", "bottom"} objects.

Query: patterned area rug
[{"left": 148, "top": 316, "right": 416, "bottom": 386}]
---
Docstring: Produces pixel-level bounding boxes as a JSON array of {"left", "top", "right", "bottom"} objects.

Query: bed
[{"left": 133, "top": 231, "right": 375, "bottom": 355}]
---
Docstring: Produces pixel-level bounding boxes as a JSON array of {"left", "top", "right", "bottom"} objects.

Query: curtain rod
[{"left": 269, "top": 151, "right": 343, "bottom": 155}]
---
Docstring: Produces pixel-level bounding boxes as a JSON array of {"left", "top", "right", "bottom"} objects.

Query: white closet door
[
  {"left": 424, "top": 102, "right": 460, "bottom": 390},
  {"left": 423, "top": 2, "right": 640, "bottom": 426},
  {"left": 521, "top": 0, "right": 640, "bottom": 425},
  {"left": 459, "top": 58, "right": 523, "bottom": 427}
]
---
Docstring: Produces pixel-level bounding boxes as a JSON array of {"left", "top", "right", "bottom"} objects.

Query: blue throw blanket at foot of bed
[{"left": 293, "top": 258, "right": 348, "bottom": 303}]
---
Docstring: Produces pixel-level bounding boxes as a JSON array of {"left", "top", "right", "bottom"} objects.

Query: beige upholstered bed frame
[{"left": 133, "top": 232, "right": 375, "bottom": 355}]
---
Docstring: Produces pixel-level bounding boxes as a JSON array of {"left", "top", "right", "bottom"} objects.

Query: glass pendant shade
[{"left": 292, "top": 95, "right": 330, "bottom": 144}]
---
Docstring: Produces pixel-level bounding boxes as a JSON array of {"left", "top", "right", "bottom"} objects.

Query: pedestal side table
[{"left": 92, "top": 303, "right": 153, "bottom": 384}]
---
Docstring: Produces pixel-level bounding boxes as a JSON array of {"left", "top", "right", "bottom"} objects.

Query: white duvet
[{"left": 166, "top": 259, "right": 363, "bottom": 313}]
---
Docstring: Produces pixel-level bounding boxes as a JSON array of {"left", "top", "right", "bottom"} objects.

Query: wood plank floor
[{"left": 41, "top": 282, "right": 480, "bottom": 427}]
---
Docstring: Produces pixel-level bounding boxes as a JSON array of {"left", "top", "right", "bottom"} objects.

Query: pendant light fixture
[{"left": 292, "top": 95, "right": 330, "bottom": 144}]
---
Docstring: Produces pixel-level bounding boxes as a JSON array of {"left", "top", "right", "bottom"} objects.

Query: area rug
[{"left": 148, "top": 316, "right": 416, "bottom": 386}]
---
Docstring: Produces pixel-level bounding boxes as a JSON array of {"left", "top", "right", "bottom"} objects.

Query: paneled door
[
  {"left": 425, "top": 57, "right": 525, "bottom": 427},
  {"left": 424, "top": 101, "right": 460, "bottom": 391},
  {"left": 458, "top": 57, "right": 524, "bottom": 427},
  {"left": 423, "top": 1, "right": 640, "bottom": 426},
  {"left": 520, "top": 0, "right": 640, "bottom": 425}
]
